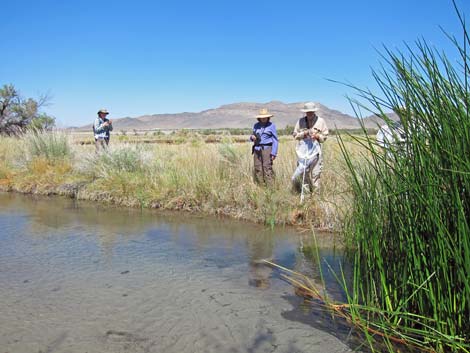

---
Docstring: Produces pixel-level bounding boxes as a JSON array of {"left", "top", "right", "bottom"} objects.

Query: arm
[
  {"left": 376, "top": 128, "right": 386, "bottom": 147},
  {"left": 270, "top": 124, "right": 279, "bottom": 158},
  {"left": 312, "top": 119, "right": 329, "bottom": 143},
  {"left": 94, "top": 118, "right": 107, "bottom": 134},
  {"left": 249, "top": 124, "right": 257, "bottom": 142},
  {"left": 293, "top": 120, "right": 306, "bottom": 140}
]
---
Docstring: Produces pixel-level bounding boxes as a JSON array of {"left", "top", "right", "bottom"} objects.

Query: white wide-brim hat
[
  {"left": 255, "top": 108, "right": 274, "bottom": 118},
  {"left": 300, "top": 102, "right": 319, "bottom": 113}
]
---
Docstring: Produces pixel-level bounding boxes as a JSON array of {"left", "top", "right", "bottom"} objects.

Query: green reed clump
[
  {"left": 25, "top": 130, "right": 72, "bottom": 162},
  {"left": 339, "top": 8, "right": 470, "bottom": 352}
]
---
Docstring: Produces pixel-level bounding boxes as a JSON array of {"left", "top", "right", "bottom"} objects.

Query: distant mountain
[{"left": 73, "top": 101, "right": 397, "bottom": 131}]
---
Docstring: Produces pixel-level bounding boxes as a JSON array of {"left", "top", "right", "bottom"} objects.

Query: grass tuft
[{"left": 25, "top": 130, "right": 72, "bottom": 162}]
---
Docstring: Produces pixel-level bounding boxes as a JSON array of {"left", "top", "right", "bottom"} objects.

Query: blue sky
[{"left": 1, "top": 0, "right": 469, "bottom": 127}]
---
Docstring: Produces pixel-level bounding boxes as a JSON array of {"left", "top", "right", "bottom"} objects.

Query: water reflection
[
  {"left": 0, "top": 192, "right": 356, "bottom": 353},
  {"left": 247, "top": 232, "right": 274, "bottom": 289},
  {"left": 0, "top": 192, "right": 347, "bottom": 295}
]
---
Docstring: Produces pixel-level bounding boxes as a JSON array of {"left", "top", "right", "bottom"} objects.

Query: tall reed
[{"left": 339, "top": 5, "right": 470, "bottom": 352}]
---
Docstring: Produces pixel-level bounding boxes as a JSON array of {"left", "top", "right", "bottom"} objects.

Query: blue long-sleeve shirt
[{"left": 251, "top": 121, "right": 279, "bottom": 156}]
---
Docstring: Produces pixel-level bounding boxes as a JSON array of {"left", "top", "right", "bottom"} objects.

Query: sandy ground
[{"left": 0, "top": 255, "right": 356, "bottom": 353}]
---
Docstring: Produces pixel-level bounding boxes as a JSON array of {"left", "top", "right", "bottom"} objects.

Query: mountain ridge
[{"left": 72, "top": 101, "right": 395, "bottom": 131}]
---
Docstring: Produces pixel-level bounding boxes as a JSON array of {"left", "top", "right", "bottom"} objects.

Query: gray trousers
[{"left": 253, "top": 147, "right": 274, "bottom": 185}]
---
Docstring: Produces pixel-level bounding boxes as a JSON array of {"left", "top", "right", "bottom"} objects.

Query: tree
[
  {"left": 30, "top": 113, "right": 56, "bottom": 131},
  {"left": 0, "top": 84, "right": 55, "bottom": 135}
]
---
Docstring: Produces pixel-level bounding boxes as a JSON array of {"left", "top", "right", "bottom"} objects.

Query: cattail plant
[{"left": 339, "top": 3, "right": 470, "bottom": 352}]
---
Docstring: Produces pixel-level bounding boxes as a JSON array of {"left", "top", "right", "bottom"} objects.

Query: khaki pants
[
  {"left": 95, "top": 138, "right": 107, "bottom": 152},
  {"left": 253, "top": 146, "right": 274, "bottom": 185},
  {"left": 309, "top": 153, "right": 323, "bottom": 190},
  {"left": 292, "top": 153, "right": 323, "bottom": 192}
]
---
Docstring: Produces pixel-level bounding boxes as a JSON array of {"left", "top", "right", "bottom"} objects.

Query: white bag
[{"left": 291, "top": 138, "right": 320, "bottom": 180}]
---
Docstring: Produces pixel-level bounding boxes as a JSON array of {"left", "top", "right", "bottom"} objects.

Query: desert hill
[{"left": 73, "top": 101, "right": 394, "bottom": 131}]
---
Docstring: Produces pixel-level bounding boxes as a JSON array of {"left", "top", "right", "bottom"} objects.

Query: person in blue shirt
[{"left": 250, "top": 108, "right": 279, "bottom": 185}]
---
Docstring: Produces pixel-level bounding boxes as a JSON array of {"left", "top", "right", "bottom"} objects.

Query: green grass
[
  {"left": 338, "top": 5, "right": 470, "bottom": 352},
  {"left": 25, "top": 130, "right": 72, "bottom": 162},
  {"left": 79, "top": 144, "right": 151, "bottom": 178}
]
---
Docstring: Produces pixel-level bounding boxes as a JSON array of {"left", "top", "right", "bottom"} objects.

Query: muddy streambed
[{"left": 0, "top": 192, "right": 355, "bottom": 353}]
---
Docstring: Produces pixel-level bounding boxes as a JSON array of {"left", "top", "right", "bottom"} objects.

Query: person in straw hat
[
  {"left": 93, "top": 108, "right": 113, "bottom": 151},
  {"left": 250, "top": 108, "right": 279, "bottom": 185},
  {"left": 292, "top": 102, "right": 329, "bottom": 192}
]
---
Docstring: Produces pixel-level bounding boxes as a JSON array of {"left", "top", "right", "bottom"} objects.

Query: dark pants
[{"left": 253, "top": 146, "right": 274, "bottom": 185}]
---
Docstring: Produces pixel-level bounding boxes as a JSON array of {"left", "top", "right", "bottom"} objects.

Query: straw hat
[
  {"left": 97, "top": 108, "right": 109, "bottom": 115},
  {"left": 300, "top": 102, "right": 319, "bottom": 113},
  {"left": 255, "top": 108, "right": 274, "bottom": 118}
]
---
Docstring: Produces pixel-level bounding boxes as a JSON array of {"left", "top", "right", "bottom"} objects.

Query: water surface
[{"left": 0, "top": 192, "right": 353, "bottom": 353}]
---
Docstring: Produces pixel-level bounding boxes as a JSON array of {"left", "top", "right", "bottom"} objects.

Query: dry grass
[{"left": 0, "top": 132, "right": 362, "bottom": 230}]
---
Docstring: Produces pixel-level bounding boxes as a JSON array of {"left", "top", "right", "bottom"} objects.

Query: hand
[
  {"left": 310, "top": 128, "right": 321, "bottom": 140},
  {"left": 270, "top": 154, "right": 276, "bottom": 161},
  {"left": 250, "top": 135, "right": 256, "bottom": 141},
  {"left": 103, "top": 121, "right": 109, "bottom": 126},
  {"left": 310, "top": 131, "right": 319, "bottom": 140}
]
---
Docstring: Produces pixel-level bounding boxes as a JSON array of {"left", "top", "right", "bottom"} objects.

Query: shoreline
[
  {"left": 0, "top": 183, "right": 338, "bottom": 233},
  {"left": 0, "top": 134, "right": 352, "bottom": 233}
]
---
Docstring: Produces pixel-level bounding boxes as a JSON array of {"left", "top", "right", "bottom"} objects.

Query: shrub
[
  {"left": 79, "top": 145, "right": 152, "bottom": 179},
  {"left": 25, "top": 130, "right": 72, "bottom": 162}
]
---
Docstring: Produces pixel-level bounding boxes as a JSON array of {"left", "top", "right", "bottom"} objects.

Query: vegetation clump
[
  {"left": 0, "top": 84, "right": 55, "bottom": 135},
  {"left": 339, "top": 7, "right": 470, "bottom": 352},
  {"left": 25, "top": 130, "right": 72, "bottom": 163}
]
